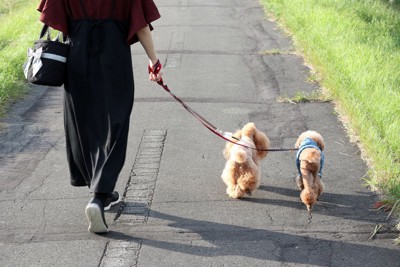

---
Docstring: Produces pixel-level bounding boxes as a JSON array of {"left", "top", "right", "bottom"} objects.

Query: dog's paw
[
  {"left": 226, "top": 186, "right": 235, "bottom": 196},
  {"left": 228, "top": 185, "right": 246, "bottom": 199}
]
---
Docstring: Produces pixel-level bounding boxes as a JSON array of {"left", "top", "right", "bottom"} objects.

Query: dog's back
[
  {"left": 299, "top": 148, "right": 321, "bottom": 178},
  {"left": 295, "top": 130, "right": 326, "bottom": 213},
  {"left": 230, "top": 137, "right": 254, "bottom": 164},
  {"left": 299, "top": 148, "right": 321, "bottom": 212}
]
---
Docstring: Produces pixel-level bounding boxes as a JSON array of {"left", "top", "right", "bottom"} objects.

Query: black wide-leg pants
[{"left": 64, "top": 19, "right": 134, "bottom": 193}]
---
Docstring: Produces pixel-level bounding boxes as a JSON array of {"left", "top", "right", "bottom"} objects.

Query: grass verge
[
  {"left": 0, "top": 1, "right": 42, "bottom": 116},
  {"left": 260, "top": 0, "right": 400, "bottom": 234},
  {"left": 277, "top": 90, "right": 331, "bottom": 104}
]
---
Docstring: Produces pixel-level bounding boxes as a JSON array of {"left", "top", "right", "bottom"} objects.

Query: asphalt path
[{"left": 0, "top": 0, "right": 399, "bottom": 266}]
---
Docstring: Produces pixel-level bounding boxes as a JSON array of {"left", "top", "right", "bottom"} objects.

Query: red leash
[{"left": 149, "top": 61, "right": 297, "bottom": 152}]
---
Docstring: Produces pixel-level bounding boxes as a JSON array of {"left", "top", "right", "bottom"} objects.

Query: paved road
[{"left": 1, "top": 0, "right": 399, "bottom": 266}]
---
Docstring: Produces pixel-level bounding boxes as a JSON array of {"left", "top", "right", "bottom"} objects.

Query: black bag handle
[
  {"left": 39, "top": 24, "right": 50, "bottom": 40},
  {"left": 39, "top": 24, "right": 69, "bottom": 43}
]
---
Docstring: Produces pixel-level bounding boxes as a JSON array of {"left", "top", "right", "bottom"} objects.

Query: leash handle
[{"left": 148, "top": 59, "right": 164, "bottom": 84}]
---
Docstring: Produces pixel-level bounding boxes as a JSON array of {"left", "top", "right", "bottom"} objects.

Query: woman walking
[{"left": 37, "top": 0, "right": 163, "bottom": 233}]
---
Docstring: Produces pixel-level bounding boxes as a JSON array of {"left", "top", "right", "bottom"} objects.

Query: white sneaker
[{"left": 85, "top": 198, "right": 108, "bottom": 234}]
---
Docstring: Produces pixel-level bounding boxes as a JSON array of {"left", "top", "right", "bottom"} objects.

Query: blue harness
[{"left": 296, "top": 138, "right": 324, "bottom": 178}]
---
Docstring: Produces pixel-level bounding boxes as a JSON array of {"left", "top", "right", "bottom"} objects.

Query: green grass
[
  {"left": 0, "top": 0, "right": 25, "bottom": 14},
  {"left": 0, "top": 1, "right": 42, "bottom": 116},
  {"left": 260, "top": 0, "right": 400, "bottom": 221}
]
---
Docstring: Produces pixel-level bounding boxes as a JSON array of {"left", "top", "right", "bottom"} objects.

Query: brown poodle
[
  {"left": 221, "top": 123, "right": 270, "bottom": 199},
  {"left": 295, "top": 130, "right": 325, "bottom": 215}
]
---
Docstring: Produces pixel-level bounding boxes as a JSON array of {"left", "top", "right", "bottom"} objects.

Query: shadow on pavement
[
  {"left": 254, "top": 185, "right": 384, "bottom": 223},
  {"left": 105, "top": 206, "right": 399, "bottom": 266}
]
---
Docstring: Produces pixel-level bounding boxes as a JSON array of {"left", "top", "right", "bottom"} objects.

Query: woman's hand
[{"left": 148, "top": 59, "right": 163, "bottom": 83}]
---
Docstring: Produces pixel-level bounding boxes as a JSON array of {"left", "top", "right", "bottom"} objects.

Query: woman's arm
[
  {"left": 136, "top": 25, "right": 162, "bottom": 81},
  {"left": 136, "top": 25, "right": 158, "bottom": 63}
]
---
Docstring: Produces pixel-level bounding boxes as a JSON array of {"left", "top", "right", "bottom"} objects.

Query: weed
[{"left": 277, "top": 90, "right": 330, "bottom": 103}]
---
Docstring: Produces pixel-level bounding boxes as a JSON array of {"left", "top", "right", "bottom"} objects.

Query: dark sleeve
[
  {"left": 37, "top": 0, "right": 69, "bottom": 35},
  {"left": 128, "top": 0, "right": 161, "bottom": 45}
]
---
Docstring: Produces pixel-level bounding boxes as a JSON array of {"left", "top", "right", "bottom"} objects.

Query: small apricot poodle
[
  {"left": 221, "top": 123, "right": 270, "bottom": 199},
  {"left": 295, "top": 130, "right": 325, "bottom": 215}
]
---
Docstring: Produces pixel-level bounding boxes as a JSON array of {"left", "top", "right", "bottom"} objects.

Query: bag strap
[
  {"left": 39, "top": 24, "right": 69, "bottom": 43},
  {"left": 39, "top": 24, "right": 50, "bottom": 40}
]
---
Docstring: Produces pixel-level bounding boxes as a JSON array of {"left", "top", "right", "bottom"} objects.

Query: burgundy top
[{"left": 37, "top": 0, "right": 161, "bottom": 44}]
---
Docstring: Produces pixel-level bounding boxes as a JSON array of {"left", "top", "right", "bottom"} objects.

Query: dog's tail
[{"left": 234, "top": 149, "right": 247, "bottom": 164}]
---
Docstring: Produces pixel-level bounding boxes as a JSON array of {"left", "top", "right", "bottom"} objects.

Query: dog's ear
[
  {"left": 254, "top": 130, "right": 270, "bottom": 159},
  {"left": 317, "top": 137, "right": 325, "bottom": 150},
  {"left": 316, "top": 139, "right": 325, "bottom": 151},
  {"left": 295, "top": 131, "right": 307, "bottom": 148},
  {"left": 223, "top": 129, "right": 242, "bottom": 160},
  {"left": 223, "top": 147, "right": 230, "bottom": 160},
  {"left": 241, "top": 122, "right": 256, "bottom": 137},
  {"left": 295, "top": 137, "right": 302, "bottom": 149},
  {"left": 313, "top": 133, "right": 325, "bottom": 151}
]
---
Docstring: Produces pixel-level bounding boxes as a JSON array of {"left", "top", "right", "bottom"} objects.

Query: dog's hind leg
[
  {"left": 316, "top": 178, "right": 324, "bottom": 200},
  {"left": 295, "top": 175, "right": 304, "bottom": 190},
  {"left": 221, "top": 161, "right": 238, "bottom": 197}
]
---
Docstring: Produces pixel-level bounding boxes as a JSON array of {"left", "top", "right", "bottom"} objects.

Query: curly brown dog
[
  {"left": 221, "top": 123, "right": 270, "bottom": 199},
  {"left": 295, "top": 130, "right": 325, "bottom": 215}
]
